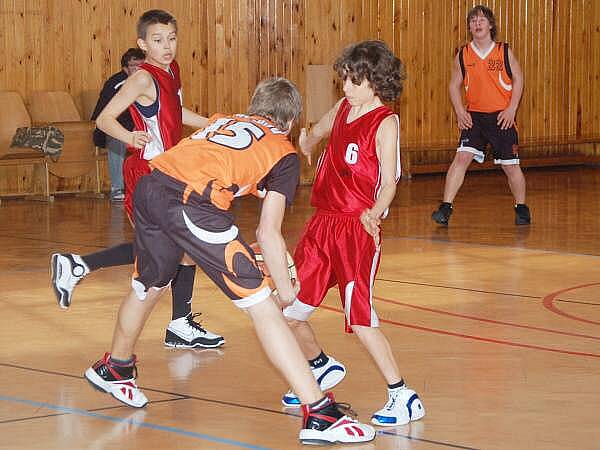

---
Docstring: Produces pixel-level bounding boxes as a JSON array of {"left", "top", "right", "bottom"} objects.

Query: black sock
[
  {"left": 442, "top": 202, "right": 452, "bottom": 208},
  {"left": 109, "top": 355, "right": 134, "bottom": 366},
  {"left": 171, "top": 265, "right": 196, "bottom": 320},
  {"left": 308, "top": 395, "right": 331, "bottom": 410},
  {"left": 82, "top": 242, "right": 134, "bottom": 271},
  {"left": 388, "top": 379, "right": 405, "bottom": 390},
  {"left": 309, "top": 351, "right": 329, "bottom": 369}
]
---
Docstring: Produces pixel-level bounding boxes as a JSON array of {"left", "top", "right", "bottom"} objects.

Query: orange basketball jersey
[
  {"left": 460, "top": 41, "right": 513, "bottom": 113},
  {"left": 149, "top": 113, "right": 296, "bottom": 210}
]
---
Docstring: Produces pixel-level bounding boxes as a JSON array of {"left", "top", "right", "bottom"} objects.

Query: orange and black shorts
[{"left": 131, "top": 170, "right": 271, "bottom": 308}]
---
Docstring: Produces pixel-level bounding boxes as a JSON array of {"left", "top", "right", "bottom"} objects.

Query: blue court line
[{"left": 0, "top": 395, "right": 272, "bottom": 450}]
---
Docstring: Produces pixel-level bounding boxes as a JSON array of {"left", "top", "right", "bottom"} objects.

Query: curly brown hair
[{"left": 333, "top": 40, "right": 406, "bottom": 102}]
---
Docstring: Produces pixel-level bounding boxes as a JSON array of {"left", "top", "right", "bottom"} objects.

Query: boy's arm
[
  {"left": 256, "top": 191, "right": 297, "bottom": 306},
  {"left": 96, "top": 70, "right": 154, "bottom": 148},
  {"left": 299, "top": 98, "right": 344, "bottom": 165},
  {"left": 182, "top": 107, "right": 209, "bottom": 129},
  {"left": 449, "top": 53, "right": 472, "bottom": 130},
  {"left": 497, "top": 47, "right": 524, "bottom": 130},
  {"left": 360, "top": 115, "right": 399, "bottom": 247}
]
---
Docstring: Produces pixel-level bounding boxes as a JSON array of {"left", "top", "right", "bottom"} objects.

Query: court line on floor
[
  {"left": 0, "top": 395, "right": 272, "bottom": 450},
  {"left": 377, "top": 430, "right": 480, "bottom": 450},
  {"left": 0, "top": 363, "right": 480, "bottom": 449},
  {"left": 377, "top": 278, "right": 600, "bottom": 306},
  {"left": 318, "top": 305, "right": 600, "bottom": 359},
  {"left": 373, "top": 295, "right": 600, "bottom": 341},
  {"left": 391, "top": 234, "right": 600, "bottom": 259},
  {"left": 542, "top": 283, "right": 600, "bottom": 326}
]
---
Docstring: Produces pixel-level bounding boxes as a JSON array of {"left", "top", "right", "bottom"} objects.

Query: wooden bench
[
  {"left": 0, "top": 91, "right": 49, "bottom": 202},
  {"left": 27, "top": 91, "right": 104, "bottom": 197},
  {"left": 401, "top": 136, "right": 600, "bottom": 178}
]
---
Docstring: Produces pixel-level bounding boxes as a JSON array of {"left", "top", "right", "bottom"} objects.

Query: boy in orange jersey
[
  {"left": 84, "top": 78, "right": 376, "bottom": 445},
  {"left": 431, "top": 5, "right": 531, "bottom": 226},
  {"left": 51, "top": 10, "right": 224, "bottom": 349}
]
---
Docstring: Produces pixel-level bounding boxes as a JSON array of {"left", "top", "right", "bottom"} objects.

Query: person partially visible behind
[
  {"left": 91, "top": 48, "right": 145, "bottom": 202},
  {"left": 84, "top": 77, "right": 376, "bottom": 445},
  {"left": 431, "top": 4, "right": 530, "bottom": 226},
  {"left": 51, "top": 9, "right": 224, "bottom": 350},
  {"left": 282, "top": 40, "right": 426, "bottom": 427}
]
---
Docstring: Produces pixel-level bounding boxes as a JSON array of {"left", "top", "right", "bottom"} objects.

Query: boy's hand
[
  {"left": 131, "top": 131, "right": 152, "bottom": 149},
  {"left": 497, "top": 106, "right": 517, "bottom": 130},
  {"left": 455, "top": 108, "right": 473, "bottom": 130},
  {"left": 360, "top": 208, "right": 381, "bottom": 247},
  {"left": 272, "top": 280, "right": 300, "bottom": 309},
  {"left": 298, "top": 128, "right": 312, "bottom": 166}
]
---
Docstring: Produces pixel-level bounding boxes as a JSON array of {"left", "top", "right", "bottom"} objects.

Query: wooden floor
[{"left": 1, "top": 166, "right": 599, "bottom": 450}]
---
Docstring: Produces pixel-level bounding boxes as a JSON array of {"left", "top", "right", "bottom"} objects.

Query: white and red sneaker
[
  {"left": 299, "top": 393, "right": 375, "bottom": 445},
  {"left": 85, "top": 352, "right": 148, "bottom": 408}
]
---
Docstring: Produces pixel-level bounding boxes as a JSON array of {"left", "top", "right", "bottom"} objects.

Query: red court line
[
  {"left": 319, "top": 305, "right": 600, "bottom": 359},
  {"left": 373, "top": 295, "right": 600, "bottom": 341},
  {"left": 542, "top": 283, "right": 600, "bottom": 326}
]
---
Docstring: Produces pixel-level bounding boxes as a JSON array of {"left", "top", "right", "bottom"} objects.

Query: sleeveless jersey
[
  {"left": 150, "top": 113, "right": 296, "bottom": 210},
  {"left": 311, "top": 99, "right": 399, "bottom": 215},
  {"left": 128, "top": 60, "right": 183, "bottom": 160},
  {"left": 460, "top": 41, "right": 513, "bottom": 112}
]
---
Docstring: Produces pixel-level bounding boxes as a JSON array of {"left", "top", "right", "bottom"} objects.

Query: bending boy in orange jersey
[
  {"left": 84, "top": 78, "right": 376, "bottom": 445},
  {"left": 431, "top": 4, "right": 530, "bottom": 226},
  {"left": 51, "top": 9, "right": 224, "bottom": 349}
]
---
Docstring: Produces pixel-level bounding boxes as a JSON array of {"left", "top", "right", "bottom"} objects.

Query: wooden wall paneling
[
  {"left": 13, "top": 0, "right": 26, "bottom": 94},
  {"left": 206, "top": 0, "right": 218, "bottom": 114},
  {"left": 593, "top": 0, "right": 600, "bottom": 138},
  {"left": 2, "top": 0, "right": 600, "bottom": 192},
  {"left": 194, "top": 0, "right": 210, "bottom": 117}
]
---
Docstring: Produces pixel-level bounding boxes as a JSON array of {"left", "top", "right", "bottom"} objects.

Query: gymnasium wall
[{"left": 1, "top": 0, "right": 599, "bottom": 180}]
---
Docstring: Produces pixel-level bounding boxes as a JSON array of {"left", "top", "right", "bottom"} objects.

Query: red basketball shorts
[
  {"left": 283, "top": 212, "right": 381, "bottom": 332},
  {"left": 123, "top": 154, "right": 151, "bottom": 220}
]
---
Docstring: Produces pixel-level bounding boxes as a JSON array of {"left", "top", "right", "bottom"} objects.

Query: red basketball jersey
[
  {"left": 128, "top": 60, "right": 183, "bottom": 159},
  {"left": 311, "top": 99, "right": 399, "bottom": 214}
]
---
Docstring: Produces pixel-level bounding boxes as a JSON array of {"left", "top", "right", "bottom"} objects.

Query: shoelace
[{"left": 186, "top": 312, "right": 208, "bottom": 333}]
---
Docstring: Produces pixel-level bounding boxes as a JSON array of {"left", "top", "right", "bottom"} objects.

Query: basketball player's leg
[
  {"left": 340, "top": 223, "right": 425, "bottom": 426},
  {"left": 50, "top": 155, "right": 149, "bottom": 309},
  {"left": 490, "top": 119, "right": 530, "bottom": 224},
  {"left": 177, "top": 215, "right": 373, "bottom": 444},
  {"left": 85, "top": 174, "right": 183, "bottom": 408},
  {"left": 165, "top": 254, "right": 225, "bottom": 349},
  {"left": 282, "top": 214, "right": 347, "bottom": 406},
  {"left": 432, "top": 120, "right": 484, "bottom": 225}
]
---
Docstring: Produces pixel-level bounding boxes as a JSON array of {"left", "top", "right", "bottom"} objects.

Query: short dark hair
[
  {"left": 333, "top": 40, "right": 406, "bottom": 102},
  {"left": 121, "top": 48, "right": 145, "bottom": 68},
  {"left": 137, "top": 9, "right": 177, "bottom": 39},
  {"left": 247, "top": 77, "right": 302, "bottom": 131},
  {"left": 467, "top": 5, "right": 497, "bottom": 41}
]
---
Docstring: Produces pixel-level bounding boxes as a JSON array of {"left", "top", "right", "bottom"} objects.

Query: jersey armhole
[
  {"left": 503, "top": 42, "right": 513, "bottom": 79},
  {"left": 458, "top": 47, "right": 466, "bottom": 79}
]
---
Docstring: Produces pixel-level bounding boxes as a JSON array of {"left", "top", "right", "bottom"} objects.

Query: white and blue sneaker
[
  {"left": 371, "top": 386, "right": 425, "bottom": 426},
  {"left": 281, "top": 355, "right": 346, "bottom": 407}
]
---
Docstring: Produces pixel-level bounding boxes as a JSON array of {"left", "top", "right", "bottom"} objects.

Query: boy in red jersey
[
  {"left": 84, "top": 77, "right": 375, "bottom": 445},
  {"left": 282, "top": 41, "right": 425, "bottom": 427},
  {"left": 51, "top": 10, "right": 224, "bottom": 349},
  {"left": 431, "top": 5, "right": 530, "bottom": 226}
]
